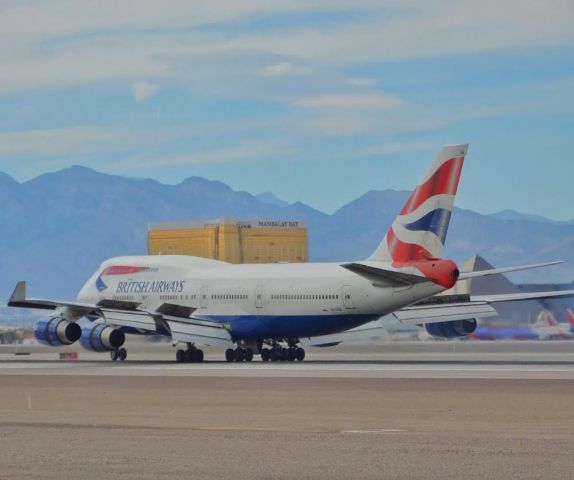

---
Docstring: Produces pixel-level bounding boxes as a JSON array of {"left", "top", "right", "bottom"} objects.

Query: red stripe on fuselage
[
  {"left": 400, "top": 157, "right": 464, "bottom": 215},
  {"left": 101, "top": 266, "right": 147, "bottom": 276}
]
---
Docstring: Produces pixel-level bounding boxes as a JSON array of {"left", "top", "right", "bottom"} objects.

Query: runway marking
[
  {"left": 341, "top": 429, "right": 403, "bottom": 434},
  {"left": 3, "top": 361, "right": 574, "bottom": 379}
]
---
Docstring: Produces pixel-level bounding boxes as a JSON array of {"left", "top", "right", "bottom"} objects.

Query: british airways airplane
[{"left": 8, "top": 144, "right": 574, "bottom": 362}]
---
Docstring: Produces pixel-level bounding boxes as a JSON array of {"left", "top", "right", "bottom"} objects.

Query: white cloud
[
  {"left": 0, "top": 1, "right": 572, "bottom": 151},
  {"left": 0, "top": 44, "right": 166, "bottom": 92},
  {"left": 111, "top": 140, "right": 289, "bottom": 171},
  {"left": 1, "top": 0, "right": 572, "bottom": 95},
  {"left": 0, "top": 126, "right": 174, "bottom": 157},
  {"left": 229, "top": 1, "right": 574, "bottom": 64},
  {"left": 131, "top": 81, "right": 158, "bottom": 102},
  {"left": 262, "top": 62, "right": 310, "bottom": 76},
  {"left": 347, "top": 78, "right": 378, "bottom": 87},
  {"left": 355, "top": 140, "right": 438, "bottom": 157},
  {"left": 296, "top": 93, "right": 402, "bottom": 110},
  {"left": 294, "top": 93, "right": 444, "bottom": 136}
]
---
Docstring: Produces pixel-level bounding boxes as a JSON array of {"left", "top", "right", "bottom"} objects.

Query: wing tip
[{"left": 9, "top": 281, "right": 26, "bottom": 304}]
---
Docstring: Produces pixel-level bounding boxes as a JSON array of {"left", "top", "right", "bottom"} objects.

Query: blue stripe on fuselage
[
  {"left": 198, "top": 314, "right": 380, "bottom": 340},
  {"left": 404, "top": 208, "right": 451, "bottom": 243}
]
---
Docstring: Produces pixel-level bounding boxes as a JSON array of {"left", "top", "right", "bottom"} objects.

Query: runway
[
  {"left": 2, "top": 341, "right": 574, "bottom": 379},
  {"left": 1, "top": 342, "right": 574, "bottom": 479}
]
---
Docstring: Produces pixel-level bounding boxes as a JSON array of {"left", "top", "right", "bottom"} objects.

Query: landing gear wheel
[
  {"left": 295, "top": 348, "right": 305, "bottom": 362},
  {"left": 261, "top": 348, "right": 271, "bottom": 362},
  {"left": 270, "top": 348, "right": 280, "bottom": 362},
  {"left": 287, "top": 348, "right": 296, "bottom": 362},
  {"left": 225, "top": 349, "right": 234, "bottom": 362},
  {"left": 176, "top": 349, "right": 186, "bottom": 363},
  {"left": 117, "top": 348, "right": 127, "bottom": 361},
  {"left": 244, "top": 348, "right": 254, "bottom": 362},
  {"left": 185, "top": 350, "right": 194, "bottom": 362},
  {"left": 234, "top": 348, "right": 245, "bottom": 362},
  {"left": 110, "top": 350, "right": 119, "bottom": 362},
  {"left": 195, "top": 349, "right": 204, "bottom": 363}
]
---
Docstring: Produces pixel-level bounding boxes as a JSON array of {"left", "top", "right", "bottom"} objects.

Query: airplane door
[
  {"left": 342, "top": 285, "right": 354, "bottom": 309},
  {"left": 255, "top": 286, "right": 264, "bottom": 309},
  {"left": 200, "top": 285, "right": 209, "bottom": 309}
]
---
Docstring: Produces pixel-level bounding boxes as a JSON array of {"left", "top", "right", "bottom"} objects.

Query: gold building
[{"left": 148, "top": 217, "right": 308, "bottom": 264}]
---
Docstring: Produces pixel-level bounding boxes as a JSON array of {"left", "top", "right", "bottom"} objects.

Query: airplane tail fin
[
  {"left": 368, "top": 144, "right": 468, "bottom": 263},
  {"left": 546, "top": 311, "right": 558, "bottom": 326},
  {"left": 567, "top": 309, "right": 574, "bottom": 329}
]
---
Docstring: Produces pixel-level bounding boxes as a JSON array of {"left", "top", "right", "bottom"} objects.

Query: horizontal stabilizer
[
  {"left": 341, "top": 262, "right": 428, "bottom": 286},
  {"left": 459, "top": 261, "right": 563, "bottom": 280}
]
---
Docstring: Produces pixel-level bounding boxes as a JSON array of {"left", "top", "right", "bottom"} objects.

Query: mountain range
[{"left": 1, "top": 166, "right": 573, "bottom": 301}]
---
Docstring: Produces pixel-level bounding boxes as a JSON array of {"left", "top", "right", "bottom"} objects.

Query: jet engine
[
  {"left": 80, "top": 323, "right": 125, "bottom": 352},
  {"left": 425, "top": 319, "right": 477, "bottom": 338},
  {"left": 34, "top": 317, "right": 82, "bottom": 346}
]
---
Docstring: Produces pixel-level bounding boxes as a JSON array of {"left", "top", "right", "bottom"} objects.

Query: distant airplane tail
[
  {"left": 368, "top": 144, "right": 468, "bottom": 264},
  {"left": 567, "top": 309, "right": 574, "bottom": 329},
  {"left": 545, "top": 311, "right": 558, "bottom": 326}
]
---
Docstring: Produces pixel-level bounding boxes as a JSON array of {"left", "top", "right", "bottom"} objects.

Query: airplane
[
  {"left": 468, "top": 325, "right": 539, "bottom": 341},
  {"left": 463, "top": 309, "right": 574, "bottom": 341},
  {"left": 8, "top": 144, "right": 574, "bottom": 362},
  {"left": 538, "top": 309, "right": 574, "bottom": 339}
]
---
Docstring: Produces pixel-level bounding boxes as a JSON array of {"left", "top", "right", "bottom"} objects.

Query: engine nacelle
[
  {"left": 34, "top": 318, "right": 82, "bottom": 346},
  {"left": 80, "top": 323, "right": 125, "bottom": 352},
  {"left": 425, "top": 319, "right": 477, "bottom": 338}
]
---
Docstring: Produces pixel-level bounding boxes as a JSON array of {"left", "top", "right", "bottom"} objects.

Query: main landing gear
[
  {"left": 225, "top": 340, "right": 306, "bottom": 362},
  {"left": 225, "top": 347, "right": 254, "bottom": 363},
  {"left": 260, "top": 346, "right": 305, "bottom": 362},
  {"left": 176, "top": 343, "right": 204, "bottom": 363},
  {"left": 110, "top": 348, "right": 127, "bottom": 362}
]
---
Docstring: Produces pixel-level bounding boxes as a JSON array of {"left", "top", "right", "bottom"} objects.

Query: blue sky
[{"left": 0, "top": 1, "right": 573, "bottom": 219}]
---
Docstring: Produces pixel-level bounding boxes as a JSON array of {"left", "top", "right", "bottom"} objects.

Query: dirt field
[{"left": 0, "top": 375, "right": 573, "bottom": 479}]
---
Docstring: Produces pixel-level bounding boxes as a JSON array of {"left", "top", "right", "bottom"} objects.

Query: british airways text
[{"left": 116, "top": 280, "right": 185, "bottom": 294}]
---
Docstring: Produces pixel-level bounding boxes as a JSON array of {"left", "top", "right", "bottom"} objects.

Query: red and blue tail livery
[
  {"left": 370, "top": 144, "right": 467, "bottom": 265},
  {"left": 367, "top": 145, "right": 467, "bottom": 287}
]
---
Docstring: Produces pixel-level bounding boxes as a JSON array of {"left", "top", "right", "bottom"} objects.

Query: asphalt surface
[{"left": 1, "top": 342, "right": 574, "bottom": 479}]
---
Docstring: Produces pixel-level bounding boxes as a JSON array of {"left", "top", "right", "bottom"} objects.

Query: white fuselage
[{"left": 78, "top": 255, "right": 446, "bottom": 340}]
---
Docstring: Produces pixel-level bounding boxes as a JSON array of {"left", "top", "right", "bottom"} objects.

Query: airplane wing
[
  {"left": 458, "top": 261, "right": 563, "bottom": 280},
  {"left": 8, "top": 281, "right": 233, "bottom": 347},
  {"left": 8, "top": 281, "right": 101, "bottom": 316},
  {"left": 394, "top": 288, "right": 574, "bottom": 325},
  {"left": 301, "top": 319, "right": 387, "bottom": 347},
  {"left": 471, "top": 290, "right": 574, "bottom": 303},
  {"left": 102, "top": 308, "right": 232, "bottom": 347},
  {"left": 393, "top": 301, "right": 497, "bottom": 326},
  {"left": 304, "top": 289, "right": 574, "bottom": 345}
]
